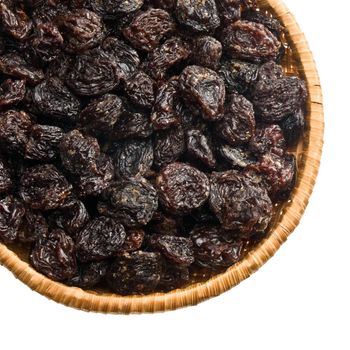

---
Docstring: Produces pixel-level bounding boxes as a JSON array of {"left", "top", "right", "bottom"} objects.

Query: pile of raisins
[{"left": 0, "top": 0, "right": 307, "bottom": 295}]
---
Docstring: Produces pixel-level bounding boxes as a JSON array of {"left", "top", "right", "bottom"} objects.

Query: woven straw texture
[{"left": 0, "top": 0, "right": 324, "bottom": 314}]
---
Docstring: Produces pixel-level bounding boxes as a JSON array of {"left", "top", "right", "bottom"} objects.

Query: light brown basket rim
[{"left": 0, "top": 0, "right": 324, "bottom": 314}]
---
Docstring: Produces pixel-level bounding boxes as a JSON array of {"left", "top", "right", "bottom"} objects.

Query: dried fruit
[
  {"left": 175, "top": 0, "right": 220, "bottom": 33},
  {"left": 280, "top": 109, "right": 305, "bottom": 147},
  {"left": 90, "top": 0, "right": 144, "bottom": 19},
  {"left": 0, "top": 79, "right": 26, "bottom": 109},
  {"left": 30, "top": 229, "right": 77, "bottom": 281},
  {"left": 19, "top": 164, "right": 72, "bottom": 210},
  {"left": 98, "top": 177, "right": 158, "bottom": 227},
  {"left": 0, "top": 157, "right": 12, "bottom": 193},
  {"left": 156, "top": 162, "right": 210, "bottom": 214},
  {"left": 179, "top": 65, "right": 225, "bottom": 121},
  {"left": 121, "top": 229, "right": 145, "bottom": 252},
  {"left": 209, "top": 170, "right": 272, "bottom": 234},
  {"left": 220, "top": 20, "right": 281, "bottom": 62},
  {"left": 191, "top": 36, "right": 222, "bottom": 70},
  {"left": 218, "top": 144, "right": 256, "bottom": 168},
  {"left": 17, "top": 209, "right": 48, "bottom": 243},
  {"left": 0, "top": 196, "right": 25, "bottom": 243},
  {"left": 106, "top": 251, "right": 162, "bottom": 294},
  {"left": 216, "top": 0, "right": 241, "bottom": 24},
  {"left": 76, "top": 216, "right": 126, "bottom": 262},
  {"left": 123, "top": 9, "right": 176, "bottom": 52}
]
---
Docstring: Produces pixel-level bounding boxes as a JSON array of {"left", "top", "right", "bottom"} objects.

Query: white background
[{"left": 1, "top": 1, "right": 349, "bottom": 349}]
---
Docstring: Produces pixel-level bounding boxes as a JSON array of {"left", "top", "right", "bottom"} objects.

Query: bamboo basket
[{"left": 0, "top": 0, "right": 324, "bottom": 314}]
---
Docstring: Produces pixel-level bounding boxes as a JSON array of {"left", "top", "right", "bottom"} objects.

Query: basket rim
[{"left": 0, "top": 0, "right": 324, "bottom": 314}]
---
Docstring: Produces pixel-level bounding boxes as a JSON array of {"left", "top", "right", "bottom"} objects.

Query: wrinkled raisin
[
  {"left": 280, "top": 109, "right": 305, "bottom": 147},
  {"left": 191, "top": 36, "right": 222, "bottom": 70},
  {"left": 0, "top": 157, "right": 12, "bottom": 193},
  {"left": 0, "top": 79, "right": 26, "bottom": 109}
]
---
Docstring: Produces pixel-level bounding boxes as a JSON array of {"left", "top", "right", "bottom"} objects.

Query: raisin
[
  {"left": 0, "top": 53, "right": 44, "bottom": 85},
  {"left": 113, "top": 111, "right": 153, "bottom": 140},
  {"left": 0, "top": 157, "right": 12, "bottom": 193},
  {"left": 76, "top": 216, "right": 126, "bottom": 262},
  {"left": 179, "top": 65, "right": 225, "bottom": 121},
  {"left": 112, "top": 138, "right": 154, "bottom": 178},
  {"left": 150, "top": 0, "right": 175, "bottom": 11},
  {"left": 0, "top": 196, "right": 25, "bottom": 243},
  {"left": 156, "top": 162, "right": 210, "bottom": 214},
  {"left": 56, "top": 9, "right": 105, "bottom": 53},
  {"left": 252, "top": 61, "right": 307, "bottom": 122},
  {"left": 65, "top": 50, "right": 120, "bottom": 96},
  {"left": 0, "top": 110, "right": 32, "bottom": 155},
  {"left": 105, "top": 251, "right": 162, "bottom": 294},
  {"left": 186, "top": 129, "right": 216, "bottom": 168},
  {"left": 123, "top": 9, "right": 176, "bottom": 52},
  {"left": 149, "top": 235, "right": 194, "bottom": 266},
  {"left": 79, "top": 94, "right": 123, "bottom": 135},
  {"left": 175, "top": 0, "right": 220, "bottom": 33},
  {"left": 143, "top": 37, "right": 190, "bottom": 81},
  {"left": 191, "top": 36, "right": 222, "bottom": 70},
  {"left": 220, "top": 20, "right": 281, "bottom": 62},
  {"left": 0, "top": 79, "right": 26, "bottom": 109},
  {"left": 98, "top": 177, "right": 158, "bottom": 227},
  {"left": 48, "top": 199, "right": 89, "bottom": 236},
  {"left": 31, "top": 2, "right": 68, "bottom": 24},
  {"left": 102, "top": 36, "right": 140, "bottom": 81},
  {"left": 190, "top": 226, "right": 244, "bottom": 269},
  {"left": 0, "top": 2, "right": 32, "bottom": 41},
  {"left": 30, "top": 229, "right": 77, "bottom": 281},
  {"left": 90, "top": 0, "right": 144, "bottom": 19},
  {"left": 151, "top": 78, "right": 181, "bottom": 130},
  {"left": 209, "top": 170, "right": 272, "bottom": 234},
  {"left": 249, "top": 124, "right": 286, "bottom": 156},
  {"left": 59, "top": 130, "right": 101, "bottom": 175},
  {"left": 25, "top": 124, "right": 64, "bottom": 161},
  {"left": 121, "top": 229, "right": 145, "bottom": 252},
  {"left": 218, "top": 143, "right": 256, "bottom": 168},
  {"left": 158, "top": 263, "right": 189, "bottom": 291},
  {"left": 280, "top": 109, "right": 306, "bottom": 147},
  {"left": 153, "top": 126, "right": 185, "bottom": 168},
  {"left": 17, "top": 208, "right": 48, "bottom": 243},
  {"left": 147, "top": 211, "right": 178, "bottom": 236},
  {"left": 217, "top": 59, "right": 258, "bottom": 94},
  {"left": 215, "top": 92, "right": 255, "bottom": 145},
  {"left": 124, "top": 71, "right": 155, "bottom": 109},
  {"left": 32, "top": 77, "right": 81, "bottom": 123},
  {"left": 26, "top": 22, "right": 63, "bottom": 64},
  {"left": 216, "top": 0, "right": 241, "bottom": 24},
  {"left": 66, "top": 260, "right": 109, "bottom": 288},
  {"left": 46, "top": 53, "right": 73, "bottom": 81},
  {"left": 242, "top": 9, "right": 284, "bottom": 39},
  {"left": 19, "top": 164, "right": 73, "bottom": 210},
  {"left": 247, "top": 153, "right": 296, "bottom": 200}
]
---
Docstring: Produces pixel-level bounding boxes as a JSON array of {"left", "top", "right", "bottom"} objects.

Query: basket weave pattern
[{"left": 0, "top": 0, "right": 324, "bottom": 313}]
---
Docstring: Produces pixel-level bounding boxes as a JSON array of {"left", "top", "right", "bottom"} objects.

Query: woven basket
[{"left": 0, "top": 0, "right": 324, "bottom": 314}]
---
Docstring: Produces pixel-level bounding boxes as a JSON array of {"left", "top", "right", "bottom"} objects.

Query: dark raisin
[
  {"left": 17, "top": 208, "right": 48, "bottom": 243},
  {"left": 0, "top": 79, "right": 26, "bottom": 109},
  {"left": 190, "top": 226, "right": 244, "bottom": 269},
  {"left": 215, "top": 92, "right": 255, "bottom": 145},
  {"left": 175, "top": 0, "right": 220, "bottom": 33},
  {"left": 121, "top": 229, "right": 145, "bottom": 252},
  {"left": 186, "top": 129, "right": 216, "bottom": 168},
  {"left": 31, "top": 2, "right": 68, "bottom": 24},
  {"left": 76, "top": 216, "right": 126, "bottom": 262},
  {"left": 32, "top": 77, "right": 81, "bottom": 123},
  {"left": 56, "top": 9, "right": 105, "bottom": 53},
  {"left": 249, "top": 124, "right": 286, "bottom": 156},
  {"left": 25, "top": 124, "right": 64, "bottom": 161},
  {"left": 179, "top": 65, "right": 225, "bottom": 121},
  {"left": 149, "top": 235, "right": 194, "bottom": 266},
  {"left": 191, "top": 36, "right": 222, "bottom": 70},
  {"left": 0, "top": 157, "right": 12, "bottom": 193},
  {"left": 151, "top": 78, "right": 181, "bottom": 130},
  {"left": 112, "top": 138, "right": 154, "bottom": 178},
  {"left": 79, "top": 94, "right": 123, "bottom": 135},
  {"left": 66, "top": 260, "right": 109, "bottom": 289},
  {"left": 150, "top": 0, "right": 175, "bottom": 11},
  {"left": 280, "top": 109, "right": 306, "bottom": 147},
  {"left": 218, "top": 143, "right": 256, "bottom": 168},
  {"left": 0, "top": 196, "right": 25, "bottom": 243},
  {"left": 147, "top": 211, "right": 178, "bottom": 236},
  {"left": 156, "top": 162, "right": 210, "bottom": 214},
  {"left": 158, "top": 263, "right": 189, "bottom": 291},
  {"left": 0, "top": 110, "right": 32, "bottom": 155},
  {"left": 0, "top": 53, "right": 44, "bottom": 85},
  {"left": 153, "top": 125, "right": 185, "bottom": 168},
  {"left": 30, "top": 229, "right": 77, "bottom": 281},
  {"left": 220, "top": 20, "right": 281, "bottom": 62},
  {"left": 98, "top": 177, "right": 158, "bottom": 227},
  {"left": 216, "top": 0, "right": 241, "bottom": 24},
  {"left": 124, "top": 71, "right": 155, "bottom": 109},
  {"left": 105, "top": 251, "right": 162, "bottom": 294},
  {"left": 123, "top": 9, "right": 176, "bottom": 52},
  {"left": 19, "top": 164, "right": 72, "bottom": 210},
  {"left": 209, "top": 170, "right": 272, "bottom": 234},
  {"left": 90, "top": 0, "right": 144, "bottom": 19},
  {"left": 143, "top": 37, "right": 190, "bottom": 81}
]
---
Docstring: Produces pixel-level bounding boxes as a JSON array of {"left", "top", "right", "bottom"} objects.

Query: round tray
[{"left": 0, "top": 0, "right": 324, "bottom": 314}]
